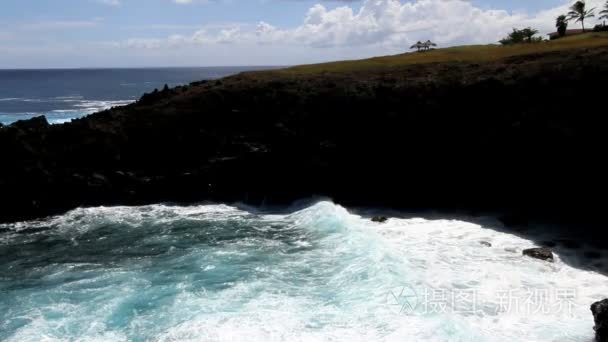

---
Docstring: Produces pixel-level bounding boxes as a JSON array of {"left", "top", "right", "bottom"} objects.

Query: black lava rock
[
  {"left": 12, "top": 115, "right": 49, "bottom": 130},
  {"left": 371, "top": 216, "right": 388, "bottom": 223},
  {"left": 592, "top": 299, "right": 608, "bottom": 342},
  {"left": 523, "top": 248, "right": 554, "bottom": 262},
  {"left": 1, "top": 46, "right": 608, "bottom": 230}
]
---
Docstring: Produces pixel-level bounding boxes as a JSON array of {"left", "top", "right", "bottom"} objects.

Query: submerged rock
[
  {"left": 480, "top": 241, "right": 492, "bottom": 247},
  {"left": 371, "top": 216, "right": 388, "bottom": 223},
  {"left": 522, "top": 248, "right": 554, "bottom": 262},
  {"left": 592, "top": 299, "right": 608, "bottom": 342}
]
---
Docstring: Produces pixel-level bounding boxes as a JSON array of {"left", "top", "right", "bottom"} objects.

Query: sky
[{"left": 0, "top": 0, "right": 606, "bottom": 68}]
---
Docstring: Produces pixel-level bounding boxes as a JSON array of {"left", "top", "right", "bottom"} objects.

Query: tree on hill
[
  {"left": 556, "top": 15, "right": 569, "bottom": 37},
  {"left": 521, "top": 27, "right": 540, "bottom": 42},
  {"left": 567, "top": 1, "right": 596, "bottom": 32},
  {"left": 500, "top": 29, "right": 525, "bottom": 45},
  {"left": 423, "top": 40, "right": 437, "bottom": 51},
  {"left": 410, "top": 41, "right": 423, "bottom": 52},
  {"left": 499, "top": 28, "right": 542, "bottom": 45}
]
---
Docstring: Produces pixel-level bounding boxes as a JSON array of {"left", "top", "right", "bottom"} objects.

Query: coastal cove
[
  {"left": 4, "top": 0, "right": 608, "bottom": 340},
  {"left": 2, "top": 25, "right": 608, "bottom": 342}
]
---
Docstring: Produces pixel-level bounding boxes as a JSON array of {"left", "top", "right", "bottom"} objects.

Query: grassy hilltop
[{"left": 276, "top": 32, "right": 608, "bottom": 74}]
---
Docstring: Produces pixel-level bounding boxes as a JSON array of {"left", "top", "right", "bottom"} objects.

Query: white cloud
[
  {"left": 4, "top": 0, "right": 608, "bottom": 67},
  {"left": 118, "top": 0, "right": 608, "bottom": 52}
]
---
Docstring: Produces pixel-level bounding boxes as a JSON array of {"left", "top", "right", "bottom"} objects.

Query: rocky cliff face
[
  {"left": 1, "top": 46, "right": 607, "bottom": 230},
  {"left": 593, "top": 299, "right": 608, "bottom": 341}
]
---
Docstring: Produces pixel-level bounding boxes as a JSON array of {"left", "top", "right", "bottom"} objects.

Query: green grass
[{"left": 278, "top": 32, "right": 608, "bottom": 74}]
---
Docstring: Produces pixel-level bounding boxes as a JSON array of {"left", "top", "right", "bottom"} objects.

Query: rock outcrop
[
  {"left": 523, "top": 248, "right": 554, "bottom": 262},
  {"left": 592, "top": 299, "right": 608, "bottom": 341},
  {"left": 372, "top": 216, "right": 389, "bottom": 223},
  {"left": 0, "top": 45, "right": 607, "bottom": 231}
]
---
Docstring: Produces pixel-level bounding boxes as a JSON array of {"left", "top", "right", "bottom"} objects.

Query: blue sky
[{"left": 0, "top": 0, "right": 604, "bottom": 68}]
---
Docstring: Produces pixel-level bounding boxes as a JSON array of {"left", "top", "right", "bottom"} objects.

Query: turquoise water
[{"left": 1, "top": 202, "right": 607, "bottom": 341}]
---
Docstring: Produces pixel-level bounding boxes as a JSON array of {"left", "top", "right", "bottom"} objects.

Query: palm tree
[
  {"left": 556, "top": 15, "right": 569, "bottom": 37},
  {"left": 423, "top": 40, "right": 437, "bottom": 51},
  {"left": 567, "top": 1, "right": 596, "bottom": 32},
  {"left": 599, "top": 0, "right": 608, "bottom": 21},
  {"left": 410, "top": 41, "right": 423, "bottom": 52}
]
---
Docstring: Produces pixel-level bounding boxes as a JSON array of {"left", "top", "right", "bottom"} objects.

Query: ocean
[
  {"left": 1, "top": 201, "right": 607, "bottom": 341},
  {"left": 0, "top": 67, "right": 274, "bottom": 125}
]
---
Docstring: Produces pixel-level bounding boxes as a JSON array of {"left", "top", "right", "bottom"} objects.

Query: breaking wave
[{"left": 1, "top": 201, "right": 606, "bottom": 341}]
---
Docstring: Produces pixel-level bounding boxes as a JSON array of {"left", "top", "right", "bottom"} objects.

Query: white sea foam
[
  {"left": 73, "top": 99, "right": 134, "bottom": 110},
  {"left": 54, "top": 96, "right": 84, "bottom": 100},
  {"left": 0, "top": 98, "right": 44, "bottom": 103},
  {"left": 0, "top": 99, "right": 135, "bottom": 125},
  {"left": 1, "top": 201, "right": 606, "bottom": 341}
]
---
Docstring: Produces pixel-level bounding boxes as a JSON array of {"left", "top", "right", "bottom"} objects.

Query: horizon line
[{"left": 0, "top": 65, "right": 287, "bottom": 71}]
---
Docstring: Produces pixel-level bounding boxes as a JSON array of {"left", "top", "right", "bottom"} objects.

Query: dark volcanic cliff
[{"left": 1, "top": 46, "right": 607, "bottom": 229}]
